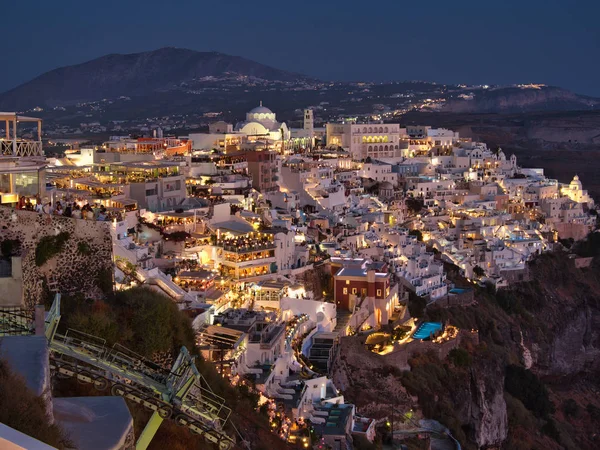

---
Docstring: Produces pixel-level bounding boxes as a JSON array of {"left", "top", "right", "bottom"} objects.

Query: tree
[
  {"left": 0, "top": 360, "right": 71, "bottom": 448},
  {"left": 473, "top": 265, "right": 485, "bottom": 278},
  {"left": 405, "top": 197, "right": 423, "bottom": 215},
  {"left": 505, "top": 365, "right": 554, "bottom": 419},
  {"left": 408, "top": 292, "right": 427, "bottom": 319},
  {"left": 408, "top": 229, "right": 423, "bottom": 242}
]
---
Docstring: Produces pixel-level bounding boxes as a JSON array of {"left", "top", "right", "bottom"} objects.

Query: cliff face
[
  {"left": 545, "top": 306, "right": 600, "bottom": 375},
  {"left": 332, "top": 250, "right": 600, "bottom": 449},
  {"left": 443, "top": 86, "right": 599, "bottom": 114},
  {"left": 466, "top": 362, "right": 507, "bottom": 448}
]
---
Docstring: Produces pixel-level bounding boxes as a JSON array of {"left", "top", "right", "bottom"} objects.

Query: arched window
[
  {"left": 380, "top": 145, "right": 384, "bottom": 151},
  {"left": 362, "top": 136, "right": 367, "bottom": 143},
  {"left": 384, "top": 145, "right": 388, "bottom": 151},
  {"left": 383, "top": 136, "right": 389, "bottom": 143},
  {"left": 368, "top": 146, "right": 372, "bottom": 152},
  {"left": 395, "top": 145, "right": 399, "bottom": 149},
  {"left": 379, "top": 127, "right": 383, "bottom": 133},
  {"left": 384, "top": 127, "right": 388, "bottom": 133},
  {"left": 363, "top": 127, "right": 367, "bottom": 133}
]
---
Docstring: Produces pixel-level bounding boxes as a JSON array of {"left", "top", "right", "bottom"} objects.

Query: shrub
[
  {"left": 408, "top": 292, "right": 427, "bottom": 319},
  {"left": 35, "top": 232, "right": 70, "bottom": 266},
  {"left": 562, "top": 398, "right": 580, "bottom": 418},
  {"left": 473, "top": 265, "right": 485, "bottom": 277},
  {"left": 448, "top": 348, "right": 472, "bottom": 368},
  {"left": 77, "top": 241, "right": 92, "bottom": 255},
  {"left": 1, "top": 238, "right": 21, "bottom": 258},
  {"left": 541, "top": 418, "right": 561, "bottom": 442},
  {"left": 504, "top": 364, "right": 554, "bottom": 418},
  {"left": 95, "top": 266, "right": 114, "bottom": 296},
  {"left": 0, "top": 360, "right": 71, "bottom": 448},
  {"left": 162, "top": 231, "right": 190, "bottom": 242},
  {"left": 408, "top": 229, "right": 423, "bottom": 241},
  {"left": 586, "top": 403, "right": 600, "bottom": 421}
]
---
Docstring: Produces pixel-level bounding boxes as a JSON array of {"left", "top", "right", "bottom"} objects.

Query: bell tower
[{"left": 303, "top": 109, "right": 314, "bottom": 135}]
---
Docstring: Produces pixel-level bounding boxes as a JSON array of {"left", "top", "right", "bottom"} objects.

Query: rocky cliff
[
  {"left": 443, "top": 86, "right": 599, "bottom": 114},
  {"left": 331, "top": 244, "right": 600, "bottom": 449}
]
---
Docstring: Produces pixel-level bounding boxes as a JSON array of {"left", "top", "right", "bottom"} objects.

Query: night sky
[{"left": 3, "top": 0, "right": 599, "bottom": 95}]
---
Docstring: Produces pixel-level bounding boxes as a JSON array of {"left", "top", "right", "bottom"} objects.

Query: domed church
[{"left": 235, "top": 102, "right": 290, "bottom": 142}]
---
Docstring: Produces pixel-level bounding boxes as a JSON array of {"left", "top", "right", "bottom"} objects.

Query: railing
[
  {"left": 219, "top": 243, "right": 276, "bottom": 253},
  {"left": 0, "top": 139, "right": 43, "bottom": 156},
  {"left": 0, "top": 306, "right": 34, "bottom": 335}
]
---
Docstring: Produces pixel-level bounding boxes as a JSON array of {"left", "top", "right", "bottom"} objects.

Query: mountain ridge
[
  {"left": 1, "top": 47, "right": 598, "bottom": 117},
  {"left": 0, "top": 47, "right": 315, "bottom": 110}
]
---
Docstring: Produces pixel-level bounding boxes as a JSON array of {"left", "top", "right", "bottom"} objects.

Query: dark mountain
[
  {"left": 441, "top": 85, "right": 600, "bottom": 113},
  {"left": 0, "top": 47, "right": 314, "bottom": 110}
]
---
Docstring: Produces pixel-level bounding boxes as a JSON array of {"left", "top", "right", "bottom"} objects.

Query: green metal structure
[{"left": 1, "top": 295, "right": 235, "bottom": 450}]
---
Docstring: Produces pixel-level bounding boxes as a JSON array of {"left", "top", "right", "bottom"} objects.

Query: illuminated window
[
  {"left": 352, "top": 288, "right": 357, "bottom": 295},
  {"left": 346, "top": 280, "right": 350, "bottom": 285},
  {"left": 377, "top": 289, "right": 382, "bottom": 296},
  {"left": 343, "top": 288, "right": 348, "bottom": 295}
]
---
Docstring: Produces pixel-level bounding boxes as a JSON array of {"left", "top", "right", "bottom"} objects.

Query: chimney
[{"left": 367, "top": 269, "right": 376, "bottom": 298}]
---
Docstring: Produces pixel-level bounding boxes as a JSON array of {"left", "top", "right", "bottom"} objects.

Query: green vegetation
[
  {"left": 448, "top": 348, "right": 472, "bottom": 367},
  {"left": 0, "top": 238, "right": 21, "bottom": 258},
  {"left": 562, "top": 398, "right": 580, "bottom": 418},
  {"left": 587, "top": 403, "right": 600, "bottom": 421},
  {"left": 60, "top": 287, "right": 195, "bottom": 358},
  {"left": 472, "top": 265, "right": 485, "bottom": 277},
  {"left": 55, "top": 286, "right": 288, "bottom": 449},
  {"left": 504, "top": 364, "right": 554, "bottom": 419},
  {"left": 0, "top": 360, "right": 71, "bottom": 448},
  {"left": 572, "top": 231, "right": 600, "bottom": 257},
  {"left": 400, "top": 351, "right": 469, "bottom": 445},
  {"left": 405, "top": 197, "right": 423, "bottom": 215},
  {"left": 77, "top": 240, "right": 92, "bottom": 255},
  {"left": 408, "top": 229, "right": 423, "bottom": 241},
  {"left": 95, "top": 265, "right": 114, "bottom": 295},
  {"left": 35, "top": 232, "right": 70, "bottom": 266},
  {"left": 391, "top": 325, "right": 411, "bottom": 341},
  {"left": 162, "top": 231, "right": 190, "bottom": 242},
  {"left": 407, "top": 291, "right": 427, "bottom": 319}
]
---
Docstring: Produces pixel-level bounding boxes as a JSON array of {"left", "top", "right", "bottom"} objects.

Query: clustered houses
[{"left": 2, "top": 105, "right": 597, "bottom": 448}]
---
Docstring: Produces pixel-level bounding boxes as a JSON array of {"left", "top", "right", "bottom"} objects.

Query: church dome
[{"left": 248, "top": 104, "right": 274, "bottom": 114}]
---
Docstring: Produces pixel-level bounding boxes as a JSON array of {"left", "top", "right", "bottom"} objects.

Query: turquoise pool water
[
  {"left": 449, "top": 288, "right": 468, "bottom": 294},
  {"left": 413, "top": 322, "right": 443, "bottom": 340}
]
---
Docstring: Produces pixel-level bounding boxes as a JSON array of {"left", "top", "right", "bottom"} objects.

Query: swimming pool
[
  {"left": 413, "top": 322, "right": 443, "bottom": 340},
  {"left": 449, "top": 288, "right": 468, "bottom": 294}
]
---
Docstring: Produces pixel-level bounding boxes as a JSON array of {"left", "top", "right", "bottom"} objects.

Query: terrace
[{"left": 0, "top": 113, "right": 43, "bottom": 157}]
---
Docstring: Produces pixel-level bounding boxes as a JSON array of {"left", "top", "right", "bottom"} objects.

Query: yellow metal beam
[{"left": 135, "top": 411, "right": 164, "bottom": 450}]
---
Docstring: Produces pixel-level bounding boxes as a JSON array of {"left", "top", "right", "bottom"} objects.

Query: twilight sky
[{"left": 3, "top": 0, "right": 599, "bottom": 95}]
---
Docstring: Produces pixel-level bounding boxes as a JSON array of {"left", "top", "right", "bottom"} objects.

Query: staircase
[{"left": 333, "top": 310, "right": 352, "bottom": 335}]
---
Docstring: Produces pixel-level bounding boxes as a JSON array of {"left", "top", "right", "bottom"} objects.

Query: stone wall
[
  {"left": 499, "top": 266, "right": 531, "bottom": 284},
  {"left": 0, "top": 257, "right": 23, "bottom": 306},
  {"left": 573, "top": 256, "right": 594, "bottom": 269},
  {"left": 430, "top": 289, "right": 475, "bottom": 308},
  {"left": 0, "top": 207, "right": 113, "bottom": 308}
]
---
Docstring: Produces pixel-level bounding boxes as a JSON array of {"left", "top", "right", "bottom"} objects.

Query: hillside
[
  {"left": 0, "top": 47, "right": 313, "bottom": 110},
  {"left": 442, "top": 85, "right": 599, "bottom": 114},
  {"left": 332, "top": 236, "right": 600, "bottom": 450}
]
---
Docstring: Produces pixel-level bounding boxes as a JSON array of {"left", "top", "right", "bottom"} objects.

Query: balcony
[
  {"left": 0, "top": 140, "right": 43, "bottom": 157},
  {"left": 219, "top": 242, "right": 276, "bottom": 253}
]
